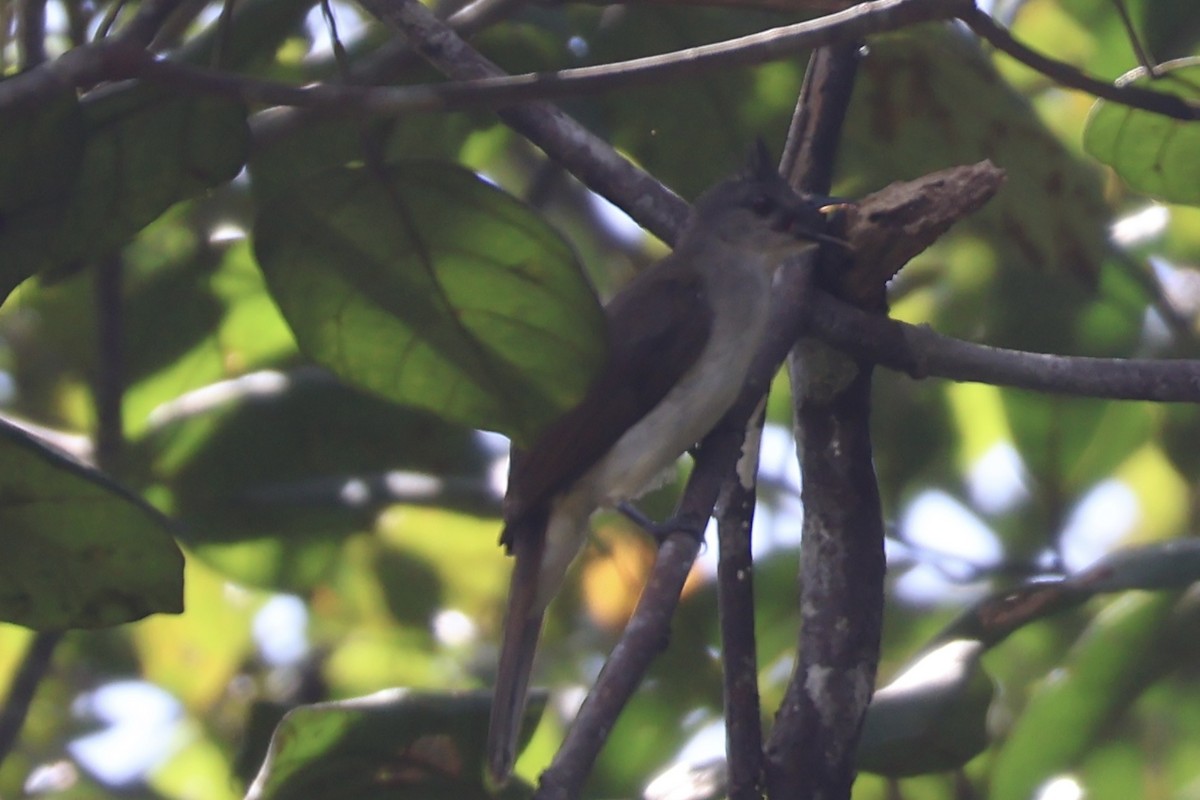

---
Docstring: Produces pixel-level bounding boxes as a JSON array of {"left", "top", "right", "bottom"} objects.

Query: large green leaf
[
  {"left": 253, "top": 160, "right": 606, "bottom": 445},
  {"left": 1084, "top": 58, "right": 1200, "bottom": 205},
  {"left": 245, "top": 690, "right": 541, "bottom": 800},
  {"left": 0, "top": 419, "right": 183, "bottom": 629},
  {"left": 0, "top": 84, "right": 248, "bottom": 299},
  {"left": 989, "top": 592, "right": 1178, "bottom": 800}
]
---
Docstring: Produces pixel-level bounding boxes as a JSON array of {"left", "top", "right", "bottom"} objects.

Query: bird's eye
[{"left": 749, "top": 195, "right": 774, "bottom": 216}]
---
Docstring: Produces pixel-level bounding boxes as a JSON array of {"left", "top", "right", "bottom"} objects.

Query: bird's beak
[{"left": 790, "top": 201, "right": 853, "bottom": 250}]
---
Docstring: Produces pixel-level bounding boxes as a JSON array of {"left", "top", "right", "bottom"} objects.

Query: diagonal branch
[{"left": 961, "top": 5, "right": 1200, "bottom": 121}]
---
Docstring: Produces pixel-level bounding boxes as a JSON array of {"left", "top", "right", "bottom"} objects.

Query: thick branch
[
  {"left": 803, "top": 292, "right": 1200, "bottom": 402},
  {"left": 767, "top": 41, "right": 880, "bottom": 800},
  {"left": 771, "top": 348, "right": 884, "bottom": 800},
  {"left": 715, "top": 43, "right": 862, "bottom": 800}
]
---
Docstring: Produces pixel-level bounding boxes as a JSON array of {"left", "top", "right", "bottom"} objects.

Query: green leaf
[
  {"left": 71, "top": 88, "right": 249, "bottom": 259},
  {"left": 989, "top": 592, "right": 1178, "bottom": 800},
  {"left": 1003, "top": 394, "right": 1152, "bottom": 512},
  {"left": 0, "top": 84, "right": 248, "bottom": 298},
  {"left": 560, "top": 5, "right": 794, "bottom": 198},
  {"left": 253, "top": 160, "right": 606, "bottom": 445},
  {"left": 858, "top": 639, "right": 994, "bottom": 776},
  {"left": 1084, "top": 58, "right": 1200, "bottom": 205},
  {"left": 0, "top": 83, "right": 85, "bottom": 299},
  {"left": 245, "top": 689, "right": 542, "bottom": 800},
  {"left": 0, "top": 419, "right": 183, "bottom": 629}
]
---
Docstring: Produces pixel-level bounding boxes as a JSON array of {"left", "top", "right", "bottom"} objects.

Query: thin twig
[
  {"left": 18, "top": 0, "right": 47, "bottom": 70},
  {"left": 113, "top": 0, "right": 189, "bottom": 48},
  {"left": 92, "top": 255, "right": 126, "bottom": 472},
  {"left": 0, "top": 632, "right": 62, "bottom": 766},
  {"left": 713, "top": 399, "right": 767, "bottom": 800},
  {"left": 211, "top": 0, "right": 237, "bottom": 68},
  {"left": 1110, "top": 0, "right": 1157, "bottom": 77},
  {"left": 1, "top": 0, "right": 967, "bottom": 166},
  {"left": 93, "top": 0, "right": 130, "bottom": 41},
  {"left": 961, "top": 6, "right": 1198, "bottom": 120},
  {"left": 535, "top": 533, "right": 705, "bottom": 800}
]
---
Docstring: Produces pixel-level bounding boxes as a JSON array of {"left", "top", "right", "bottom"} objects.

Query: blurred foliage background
[{"left": 1, "top": 0, "right": 1200, "bottom": 798}]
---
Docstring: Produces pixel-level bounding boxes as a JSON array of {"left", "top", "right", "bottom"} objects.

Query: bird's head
[{"left": 685, "top": 141, "right": 846, "bottom": 258}]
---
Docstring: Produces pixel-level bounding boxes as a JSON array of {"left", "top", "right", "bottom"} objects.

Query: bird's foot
[{"left": 617, "top": 502, "right": 707, "bottom": 545}]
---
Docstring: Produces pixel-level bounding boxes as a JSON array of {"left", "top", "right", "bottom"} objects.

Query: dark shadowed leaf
[
  {"left": 1083, "top": 58, "right": 1200, "bottom": 205},
  {"left": 0, "top": 83, "right": 247, "bottom": 297},
  {"left": 0, "top": 84, "right": 85, "bottom": 299},
  {"left": 0, "top": 419, "right": 183, "bottom": 629},
  {"left": 560, "top": 5, "right": 795, "bottom": 199},
  {"left": 245, "top": 689, "right": 542, "bottom": 800},
  {"left": 253, "top": 160, "right": 606, "bottom": 446},
  {"left": 858, "top": 639, "right": 993, "bottom": 776}
]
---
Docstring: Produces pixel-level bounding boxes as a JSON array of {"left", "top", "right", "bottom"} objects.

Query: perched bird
[{"left": 486, "top": 145, "right": 838, "bottom": 784}]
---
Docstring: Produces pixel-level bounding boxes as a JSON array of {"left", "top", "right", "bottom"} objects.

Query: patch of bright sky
[
  {"left": 1150, "top": 256, "right": 1200, "bottom": 316},
  {"left": 69, "top": 595, "right": 310, "bottom": 786},
  {"left": 1111, "top": 204, "right": 1169, "bottom": 248},
  {"left": 0, "top": 371, "right": 16, "bottom": 405},
  {"left": 253, "top": 595, "right": 310, "bottom": 666},
  {"left": 209, "top": 222, "right": 247, "bottom": 245},
  {"left": 1144, "top": 255, "right": 1200, "bottom": 347},
  {"left": 304, "top": 1, "right": 368, "bottom": 62},
  {"left": 966, "top": 441, "right": 1029, "bottom": 514},
  {"left": 1035, "top": 775, "right": 1085, "bottom": 800},
  {"left": 567, "top": 36, "right": 589, "bottom": 59},
  {"left": 894, "top": 490, "right": 1003, "bottom": 605},
  {"left": 642, "top": 720, "right": 726, "bottom": 800},
  {"left": 24, "top": 759, "right": 78, "bottom": 794},
  {"left": 1058, "top": 478, "right": 1138, "bottom": 573},
  {"left": 433, "top": 608, "right": 478, "bottom": 647},
  {"left": 586, "top": 190, "right": 647, "bottom": 248},
  {"left": 69, "top": 681, "right": 181, "bottom": 786}
]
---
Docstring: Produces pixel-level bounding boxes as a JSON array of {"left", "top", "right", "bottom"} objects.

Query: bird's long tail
[{"left": 486, "top": 527, "right": 546, "bottom": 786}]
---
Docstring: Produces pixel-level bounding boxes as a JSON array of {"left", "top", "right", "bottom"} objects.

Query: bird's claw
[{"left": 617, "top": 502, "right": 706, "bottom": 545}]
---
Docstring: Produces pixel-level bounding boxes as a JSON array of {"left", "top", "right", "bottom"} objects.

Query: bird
[{"left": 485, "top": 144, "right": 840, "bottom": 784}]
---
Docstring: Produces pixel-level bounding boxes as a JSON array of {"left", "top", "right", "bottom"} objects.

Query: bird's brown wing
[{"left": 501, "top": 254, "right": 713, "bottom": 543}]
